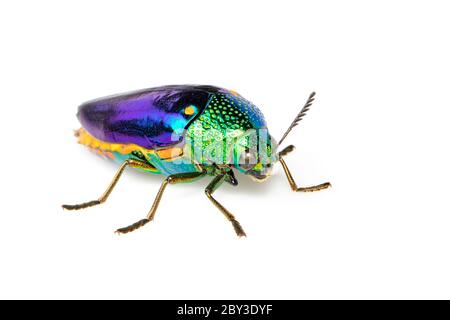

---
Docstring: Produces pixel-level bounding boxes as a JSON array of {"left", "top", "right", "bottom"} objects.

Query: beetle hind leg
[
  {"left": 62, "top": 159, "right": 154, "bottom": 210},
  {"left": 115, "top": 171, "right": 206, "bottom": 234}
]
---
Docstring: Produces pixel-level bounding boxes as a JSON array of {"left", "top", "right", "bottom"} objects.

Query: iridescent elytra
[{"left": 62, "top": 85, "right": 331, "bottom": 237}]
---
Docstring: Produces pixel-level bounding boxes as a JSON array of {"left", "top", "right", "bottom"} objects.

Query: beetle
[{"left": 62, "top": 85, "right": 330, "bottom": 237}]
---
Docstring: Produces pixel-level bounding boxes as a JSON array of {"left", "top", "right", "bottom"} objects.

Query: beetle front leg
[
  {"left": 205, "top": 174, "right": 246, "bottom": 237},
  {"left": 62, "top": 159, "right": 154, "bottom": 210},
  {"left": 278, "top": 146, "right": 331, "bottom": 192},
  {"left": 115, "top": 170, "right": 207, "bottom": 234}
]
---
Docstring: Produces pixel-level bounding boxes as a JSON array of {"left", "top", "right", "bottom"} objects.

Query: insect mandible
[{"left": 62, "top": 85, "right": 331, "bottom": 237}]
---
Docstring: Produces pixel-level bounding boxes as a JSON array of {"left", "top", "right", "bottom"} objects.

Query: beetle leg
[
  {"left": 278, "top": 157, "right": 331, "bottom": 192},
  {"left": 115, "top": 170, "right": 207, "bottom": 234},
  {"left": 205, "top": 174, "right": 246, "bottom": 237},
  {"left": 62, "top": 159, "right": 154, "bottom": 210},
  {"left": 211, "top": 162, "right": 238, "bottom": 186},
  {"left": 278, "top": 144, "right": 296, "bottom": 157},
  {"left": 224, "top": 167, "right": 238, "bottom": 186}
]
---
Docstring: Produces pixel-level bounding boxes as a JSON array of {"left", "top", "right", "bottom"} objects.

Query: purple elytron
[{"left": 78, "top": 85, "right": 219, "bottom": 149}]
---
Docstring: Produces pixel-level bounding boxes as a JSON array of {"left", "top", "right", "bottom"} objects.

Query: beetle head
[{"left": 233, "top": 130, "right": 278, "bottom": 182}]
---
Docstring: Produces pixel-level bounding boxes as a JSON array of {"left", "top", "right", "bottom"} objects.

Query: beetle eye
[{"left": 239, "top": 150, "right": 257, "bottom": 170}]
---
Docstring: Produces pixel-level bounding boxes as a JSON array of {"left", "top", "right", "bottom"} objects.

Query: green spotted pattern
[
  {"left": 198, "top": 94, "right": 254, "bottom": 130},
  {"left": 186, "top": 93, "right": 259, "bottom": 164}
]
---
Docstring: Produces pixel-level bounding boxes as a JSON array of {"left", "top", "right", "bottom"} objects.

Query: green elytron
[{"left": 62, "top": 85, "right": 330, "bottom": 237}]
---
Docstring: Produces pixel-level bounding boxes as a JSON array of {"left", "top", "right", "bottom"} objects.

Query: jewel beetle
[{"left": 62, "top": 85, "right": 331, "bottom": 237}]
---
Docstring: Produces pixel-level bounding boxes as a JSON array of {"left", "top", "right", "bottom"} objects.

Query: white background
[{"left": 0, "top": 1, "right": 449, "bottom": 299}]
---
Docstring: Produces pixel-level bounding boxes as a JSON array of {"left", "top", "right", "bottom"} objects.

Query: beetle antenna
[{"left": 278, "top": 92, "right": 316, "bottom": 146}]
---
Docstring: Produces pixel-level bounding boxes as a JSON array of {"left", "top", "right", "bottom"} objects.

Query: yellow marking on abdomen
[
  {"left": 75, "top": 128, "right": 183, "bottom": 161},
  {"left": 75, "top": 128, "right": 147, "bottom": 157},
  {"left": 156, "top": 147, "right": 183, "bottom": 159}
]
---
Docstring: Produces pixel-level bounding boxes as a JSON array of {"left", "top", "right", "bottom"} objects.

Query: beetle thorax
[{"left": 183, "top": 93, "right": 277, "bottom": 180}]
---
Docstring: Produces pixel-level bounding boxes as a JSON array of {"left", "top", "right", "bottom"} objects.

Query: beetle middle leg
[
  {"left": 278, "top": 145, "right": 331, "bottom": 192},
  {"left": 205, "top": 174, "right": 246, "bottom": 237},
  {"left": 115, "top": 170, "right": 207, "bottom": 234},
  {"left": 62, "top": 159, "right": 155, "bottom": 210}
]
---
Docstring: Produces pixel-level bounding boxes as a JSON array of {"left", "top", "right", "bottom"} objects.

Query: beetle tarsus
[
  {"left": 62, "top": 200, "right": 101, "bottom": 210},
  {"left": 296, "top": 182, "right": 331, "bottom": 192},
  {"left": 231, "top": 219, "right": 247, "bottom": 237},
  {"left": 278, "top": 145, "right": 295, "bottom": 158},
  {"left": 279, "top": 157, "right": 331, "bottom": 193},
  {"left": 115, "top": 218, "right": 150, "bottom": 234}
]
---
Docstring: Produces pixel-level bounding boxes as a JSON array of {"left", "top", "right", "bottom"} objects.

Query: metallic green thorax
[
  {"left": 186, "top": 93, "right": 258, "bottom": 164},
  {"left": 185, "top": 92, "right": 278, "bottom": 178}
]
